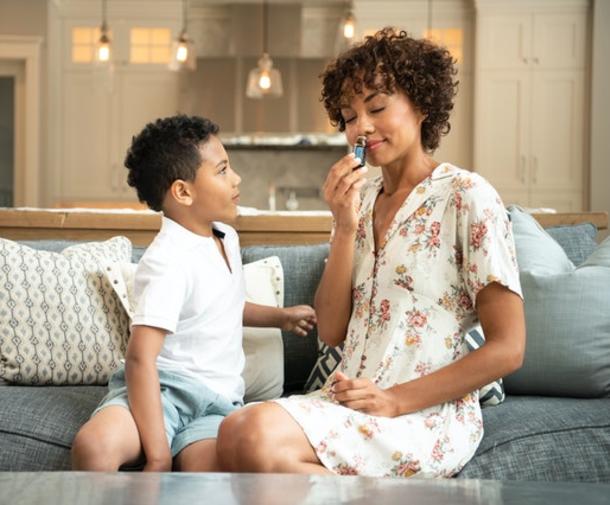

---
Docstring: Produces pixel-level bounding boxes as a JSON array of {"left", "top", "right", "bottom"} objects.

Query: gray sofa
[{"left": 1, "top": 224, "right": 609, "bottom": 481}]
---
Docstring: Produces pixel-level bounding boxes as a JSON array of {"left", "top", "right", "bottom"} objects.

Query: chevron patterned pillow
[{"left": 304, "top": 324, "right": 506, "bottom": 407}]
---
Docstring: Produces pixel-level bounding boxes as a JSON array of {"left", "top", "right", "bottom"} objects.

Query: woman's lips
[{"left": 367, "top": 139, "right": 385, "bottom": 150}]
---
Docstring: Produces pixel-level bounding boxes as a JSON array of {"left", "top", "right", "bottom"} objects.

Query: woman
[{"left": 217, "top": 27, "right": 526, "bottom": 477}]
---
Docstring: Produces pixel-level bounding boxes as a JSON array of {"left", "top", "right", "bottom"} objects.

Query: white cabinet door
[
  {"left": 62, "top": 72, "right": 114, "bottom": 199},
  {"left": 532, "top": 12, "right": 587, "bottom": 69},
  {"left": 114, "top": 70, "right": 180, "bottom": 193},
  {"left": 474, "top": 70, "right": 530, "bottom": 192},
  {"left": 477, "top": 14, "right": 531, "bottom": 69},
  {"left": 530, "top": 69, "right": 585, "bottom": 192}
]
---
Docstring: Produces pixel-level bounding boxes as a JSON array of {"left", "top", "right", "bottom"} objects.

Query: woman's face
[{"left": 340, "top": 85, "right": 425, "bottom": 167}]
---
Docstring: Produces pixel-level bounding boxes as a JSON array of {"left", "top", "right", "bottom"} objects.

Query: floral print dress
[{"left": 274, "top": 163, "right": 522, "bottom": 478}]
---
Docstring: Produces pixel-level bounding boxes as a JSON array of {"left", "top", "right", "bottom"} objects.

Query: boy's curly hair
[
  {"left": 321, "top": 27, "right": 457, "bottom": 152},
  {"left": 124, "top": 115, "right": 219, "bottom": 211}
]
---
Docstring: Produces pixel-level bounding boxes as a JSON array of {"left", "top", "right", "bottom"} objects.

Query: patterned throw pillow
[
  {"left": 304, "top": 325, "right": 505, "bottom": 407},
  {"left": 0, "top": 237, "right": 132, "bottom": 385}
]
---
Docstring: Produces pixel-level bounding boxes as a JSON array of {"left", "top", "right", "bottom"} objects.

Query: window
[
  {"left": 71, "top": 27, "right": 102, "bottom": 63},
  {"left": 130, "top": 28, "right": 172, "bottom": 64}
]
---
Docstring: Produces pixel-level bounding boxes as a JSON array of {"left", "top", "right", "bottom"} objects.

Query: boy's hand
[{"left": 281, "top": 305, "right": 316, "bottom": 336}]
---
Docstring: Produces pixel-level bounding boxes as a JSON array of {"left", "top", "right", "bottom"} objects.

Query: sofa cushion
[
  {"left": 546, "top": 223, "right": 598, "bottom": 266},
  {"left": 0, "top": 237, "right": 132, "bottom": 385},
  {"left": 458, "top": 396, "right": 610, "bottom": 482},
  {"left": 0, "top": 385, "right": 106, "bottom": 470},
  {"left": 242, "top": 244, "right": 329, "bottom": 393},
  {"left": 504, "top": 208, "right": 610, "bottom": 397}
]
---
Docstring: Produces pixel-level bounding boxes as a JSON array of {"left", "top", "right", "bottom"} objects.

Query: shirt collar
[{"left": 160, "top": 216, "right": 225, "bottom": 246}]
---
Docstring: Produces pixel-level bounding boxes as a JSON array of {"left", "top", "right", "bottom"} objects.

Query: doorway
[{"left": 0, "top": 61, "right": 24, "bottom": 207}]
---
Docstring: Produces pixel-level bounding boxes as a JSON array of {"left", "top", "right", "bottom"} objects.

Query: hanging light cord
[
  {"left": 182, "top": 0, "right": 188, "bottom": 34},
  {"left": 427, "top": 0, "right": 432, "bottom": 34},
  {"left": 262, "top": 0, "right": 268, "bottom": 54},
  {"left": 101, "top": 0, "right": 107, "bottom": 30}
]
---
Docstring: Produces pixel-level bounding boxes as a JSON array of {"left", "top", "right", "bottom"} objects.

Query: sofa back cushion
[
  {"left": 242, "top": 244, "right": 329, "bottom": 393},
  {"left": 504, "top": 208, "right": 610, "bottom": 397}
]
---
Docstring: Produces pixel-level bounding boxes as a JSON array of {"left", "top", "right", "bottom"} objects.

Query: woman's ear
[{"left": 168, "top": 179, "right": 193, "bottom": 207}]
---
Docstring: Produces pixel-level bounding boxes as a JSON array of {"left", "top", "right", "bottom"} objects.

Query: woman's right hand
[{"left": 322, "top": 153, "right": 368, "bottom": 234}]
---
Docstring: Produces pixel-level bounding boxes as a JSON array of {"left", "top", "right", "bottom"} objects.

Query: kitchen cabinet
[{"left": 474, "top": 1, "right": 588, "bottom": 211}]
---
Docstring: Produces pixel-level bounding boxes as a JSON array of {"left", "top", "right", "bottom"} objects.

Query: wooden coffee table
[{"left": 1, "top": 472, "right": 609, "bottom": 505}]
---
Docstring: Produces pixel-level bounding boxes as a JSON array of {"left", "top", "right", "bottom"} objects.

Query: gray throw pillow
[{"left": 504, "top": 207, "right": 610, "bottom": 397}]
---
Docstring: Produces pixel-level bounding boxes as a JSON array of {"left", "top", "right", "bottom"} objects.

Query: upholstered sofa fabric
[{"left": 459, "top": 396, "right": 610, "bottom": 481}]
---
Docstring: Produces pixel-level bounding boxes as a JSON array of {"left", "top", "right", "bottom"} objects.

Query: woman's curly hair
[
  {"left": 321, "top": 27, "right": 457, "bottom": 152},
  {"left": 124, "top": 115, "right": 219, "bottom": 211}
]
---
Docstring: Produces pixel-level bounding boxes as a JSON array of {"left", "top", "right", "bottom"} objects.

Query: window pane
[
  {"left": 72, "top": 45, "right": 92, "bottom": 62},
  {"left": 72, "top": 27, "right": 93, "bottom": 44},
  {"left": 130, "top": 46, "right": 149, "bottom": 63},
  {"left": 152, "top": 28, "right": 171, "bottom": 45}
]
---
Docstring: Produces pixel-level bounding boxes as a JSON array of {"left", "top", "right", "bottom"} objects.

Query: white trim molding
[{"left": 0, "top": 36, "right": 42, "bottom": 206}]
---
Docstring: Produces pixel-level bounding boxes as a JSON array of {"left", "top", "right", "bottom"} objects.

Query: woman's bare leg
[
  {"left": 217, "top": 402, "right": 331, "bottom": 474},
  {"left": 71, "top": 406, "right": 143, "bottom": 471}
]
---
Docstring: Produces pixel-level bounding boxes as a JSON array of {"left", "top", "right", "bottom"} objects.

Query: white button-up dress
[{"left": 274, "top": 163, "right": 522, "bottom": 477}]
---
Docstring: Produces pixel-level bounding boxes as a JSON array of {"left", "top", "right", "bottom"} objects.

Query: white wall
[{"left": 590, "top": 0, "right": 610, "bottom": 226}]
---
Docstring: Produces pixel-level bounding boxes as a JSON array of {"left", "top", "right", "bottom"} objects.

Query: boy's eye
[
  {"left": 344, "top": 116, "right": 356, "bottom": 124},
  {"left": 370, "top": 107, "right": 385, "bottom": 114},
  {"left": 218, "top": 166, "right": 227, "bottom": 175}
]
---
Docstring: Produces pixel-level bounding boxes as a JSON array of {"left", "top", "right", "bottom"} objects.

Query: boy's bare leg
[
  {"left": 174, "top": 439, "right": 219, "bottom": 472},
  {"left": 71, "top": 405, "right": 143, "bottom": 471}
]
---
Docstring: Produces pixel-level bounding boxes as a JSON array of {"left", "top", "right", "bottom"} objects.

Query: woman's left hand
[{"left": 331, "top": 371, "right": 400, "bottom": 417}]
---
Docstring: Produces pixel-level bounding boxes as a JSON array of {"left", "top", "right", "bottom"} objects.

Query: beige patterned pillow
[{"left": 0, "top": 237, "right": 132, "bottom": 385}]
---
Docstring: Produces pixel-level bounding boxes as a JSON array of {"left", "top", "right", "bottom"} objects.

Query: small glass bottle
[{"left": 353, "top": 136, "right": 367, "bottom": 168}]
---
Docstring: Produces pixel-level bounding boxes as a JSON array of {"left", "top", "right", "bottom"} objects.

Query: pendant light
[
  {"left": 95, "top": 0, "right": 111, "bottom": 64},
  {"left": 246, "top": 1, "right": 283, "bottom": 99},
  {"left": 169, "top": 0, "right": 196, "bottom": 71},
  {"left": 342, "top": 2, "right": 356, "bottom": 40}
]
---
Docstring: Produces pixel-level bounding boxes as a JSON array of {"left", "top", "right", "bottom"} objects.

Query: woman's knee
[{"left": 217, "top": 405, "right": 278, "bottom": 472}]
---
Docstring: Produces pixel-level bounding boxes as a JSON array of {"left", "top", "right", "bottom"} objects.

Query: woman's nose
[{"left": 355, "top": 114, "right": 374, "bottom": 136}]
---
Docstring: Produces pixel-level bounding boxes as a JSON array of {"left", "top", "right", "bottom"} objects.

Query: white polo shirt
[{"left": 132, "top": 216, "right": 246, "bottom": 404}]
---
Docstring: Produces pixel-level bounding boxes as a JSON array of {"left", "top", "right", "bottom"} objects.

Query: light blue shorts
[{"left": 93, "top": 367, "right": 241, "bottom": 457}]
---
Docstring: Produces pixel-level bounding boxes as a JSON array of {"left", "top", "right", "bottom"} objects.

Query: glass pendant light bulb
[
  {"left": 343, "top": 13, "right": 355, "bottom": 39},
  {"left": 97, "top": 40, "right": 110, "bottom": 62},
  {"left": 176, "top": 42, "right": 188, "bottom": 63},
  {"left": 258, "top": 70, "right": 271, "bottom": 90},
  {"left": 95, "top": 0, "right": 112, "bottom": 65},
  {"left": 169, "top": 0, "right": 196, "bottom": 71}
]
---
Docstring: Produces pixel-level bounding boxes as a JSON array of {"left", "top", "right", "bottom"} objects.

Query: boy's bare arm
[
  {"left": 124, "top": 325, "right": 172, "bottom": 472},
  {"left": 243, "top": 302, "right": 316, "bottom": 337}
]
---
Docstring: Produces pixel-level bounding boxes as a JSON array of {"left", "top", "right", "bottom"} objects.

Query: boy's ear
[{"left": 168, "top": 179, "right": 193, "bottom": 206}]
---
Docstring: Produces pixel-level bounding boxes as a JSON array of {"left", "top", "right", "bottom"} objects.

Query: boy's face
[{"left": 188, "top": 135, "right": 241, "bottom": 224}]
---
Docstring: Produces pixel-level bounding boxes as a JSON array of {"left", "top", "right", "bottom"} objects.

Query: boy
[{"left": 71, "top": 115, "right": 316, "bottom": 472}]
